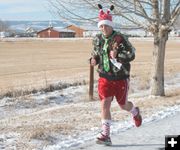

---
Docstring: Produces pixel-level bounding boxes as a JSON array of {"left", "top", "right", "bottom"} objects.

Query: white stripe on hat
[{"left": 98, "top": 20, "right": 114, "bottom": 28}]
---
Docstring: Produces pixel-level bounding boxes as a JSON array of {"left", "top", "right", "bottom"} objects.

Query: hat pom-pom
[
  {"left": 98, "top": 4, "right": 102, "bottom": 9},
  {"left": 107, "top": 5, "right": 114, "bottom": 14},
  {"left": 110, "top": 5, "right": 114, "bottom": 11}
]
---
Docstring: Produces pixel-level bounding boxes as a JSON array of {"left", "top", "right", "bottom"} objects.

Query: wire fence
[{"left": 0, "top": 68, "right": 95, "bottom": 98}]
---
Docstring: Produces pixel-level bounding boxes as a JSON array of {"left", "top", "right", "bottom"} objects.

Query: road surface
[{"left": 74, "top": 112, "right": 180, "bottom": 150}]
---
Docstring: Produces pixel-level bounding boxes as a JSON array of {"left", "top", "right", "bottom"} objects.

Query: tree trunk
[{"left": 150, "top": 29, "right": 168, "bottom": 96}]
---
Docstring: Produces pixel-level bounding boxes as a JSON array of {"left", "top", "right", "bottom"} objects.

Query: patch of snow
[
  {"left": 0, "top": 133, "right": 20, "bottom": 149},
  {"left": 0, "top": 73, "right": 179, "bottom": 149}
]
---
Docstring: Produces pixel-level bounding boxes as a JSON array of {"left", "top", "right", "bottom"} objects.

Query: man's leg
[
  {"left": 101, "top": 97, "right": 112, "bottom": 120},
  {"left": 115, "top": 79, "right": 142, "bottom": 127},
  {"left": 120, "top": 101, "right": 142, "bottom": 127},
  {"left": 96, "top": 97, "right": 112, "bottom": 145},
  {"left": 119, "top": 101, "right": 133, "bottom": 111}
]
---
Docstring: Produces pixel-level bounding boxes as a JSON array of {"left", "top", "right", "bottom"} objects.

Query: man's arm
[
  {"left": 90, "top": 35, "right": 101, "bottom": 65},
  {"left": 117, "top": 34, "right": 135, "bottom": 63}
]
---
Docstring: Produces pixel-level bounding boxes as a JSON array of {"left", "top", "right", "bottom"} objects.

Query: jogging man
[{"left": 90, "top": 4, "right": 142, "bottom": 146}]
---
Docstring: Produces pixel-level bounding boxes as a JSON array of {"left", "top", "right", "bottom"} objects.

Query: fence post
[{"left": 89, "top": 65, "right": 94, "bottom": 100}]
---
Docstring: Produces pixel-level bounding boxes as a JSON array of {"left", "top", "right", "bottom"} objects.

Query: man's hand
[
  {"left": 90, "top": 58, "right": 97, "bottom": 66},
  {"left": 110, "top": 50, "right": 118, "bottom": 59}
]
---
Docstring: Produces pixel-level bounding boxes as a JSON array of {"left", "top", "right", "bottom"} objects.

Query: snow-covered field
[{"left": 0, "top": 73, "right": 179, "bottom": 150}]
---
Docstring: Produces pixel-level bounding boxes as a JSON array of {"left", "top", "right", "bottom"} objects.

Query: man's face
[{"left": 99, "top": 24, "right": 113, "bottom": 37}]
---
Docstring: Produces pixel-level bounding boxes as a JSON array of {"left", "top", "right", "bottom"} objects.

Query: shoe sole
[{"left": 96, "top": 140, "right": 112, "bottom": 146}]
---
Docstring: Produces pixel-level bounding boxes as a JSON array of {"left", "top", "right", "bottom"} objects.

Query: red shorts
[{"left": 98, "top": 77, "right": 129, "bottom": 105}]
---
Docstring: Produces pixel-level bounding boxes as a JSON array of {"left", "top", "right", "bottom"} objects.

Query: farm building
[
  {"left": 66, "top": 24, "right": 99, "bottom": 37},
  {"left": 0, "top": 31, "right": 10, "bottom": 38},
  {"left": 66, "top": 25, "right": 85, "bottom": 37},
  {"left": 37, "top": 27, "right": 75, "bottom": 38}
]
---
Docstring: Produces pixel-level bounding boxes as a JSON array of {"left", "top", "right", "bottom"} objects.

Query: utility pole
[{"left": 89, "top": 65, "right": 94, "bottom": 100}]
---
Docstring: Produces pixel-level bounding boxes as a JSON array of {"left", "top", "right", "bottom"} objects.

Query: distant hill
[{"left": 6, "top": 20, "right": 69, "bottom": 32}]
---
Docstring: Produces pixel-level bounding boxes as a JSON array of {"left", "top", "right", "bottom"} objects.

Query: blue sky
[{"left": 0, "top": 0, "right": 59, "bottom": 21}]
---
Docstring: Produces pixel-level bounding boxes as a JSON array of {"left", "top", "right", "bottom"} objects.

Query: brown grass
[
  {"left": 0, "top": 39, "right": 92, "bottom": 95},
  {"left": 0, "top": 38, "right": 179, "bottom": 149},
  {"left": 0, "top": 38, "right": 179, "bottom": 97}
]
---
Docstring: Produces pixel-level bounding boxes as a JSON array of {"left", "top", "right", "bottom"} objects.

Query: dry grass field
[
  {"left": 0, "top": 38, "right": 179, "bottom": 96},
  {"left": 0, "top": 38, "right": 179, "bottom": 149},
  {"left": 0, "top": 39, "right": 92, "bottom": 96}
]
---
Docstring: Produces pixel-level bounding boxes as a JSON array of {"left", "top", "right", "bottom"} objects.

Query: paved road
[{"left": 75, "top": 112, "right": 180, "bottom": 150}]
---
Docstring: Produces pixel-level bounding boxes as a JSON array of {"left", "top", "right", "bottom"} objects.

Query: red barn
[
  {"left": 66, "top": 25, "right": 85, "bottom": 37},
  {"left": 37, "top": 27, "right": 75, "bottom": 38}
]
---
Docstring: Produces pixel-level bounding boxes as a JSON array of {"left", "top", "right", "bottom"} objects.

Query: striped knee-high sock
[
  {"left": 130, "top": 106, "right": 138, "bottom": 117},
  {"left": 101, "top": 120, "right": 111, "bottom": 137}
]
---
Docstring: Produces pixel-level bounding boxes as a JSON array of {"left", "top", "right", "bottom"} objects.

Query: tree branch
[
  {"left": 170, "top": 1, "right": 180, "bottom": 20},
  {"left": 49, "top": 0, "right": 97, "bottom": 23},
  {"left": 168, "top": 6, "right": 180, "bottom": 28}
]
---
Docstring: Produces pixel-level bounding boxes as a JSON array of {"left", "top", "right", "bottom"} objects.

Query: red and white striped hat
[{"left": 97, "top": 4, "right": 114, "bottom": 28}]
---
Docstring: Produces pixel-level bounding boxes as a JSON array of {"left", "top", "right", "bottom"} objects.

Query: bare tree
[{"left": 48, "top": 0, "right": 180, "bottom": 96}]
